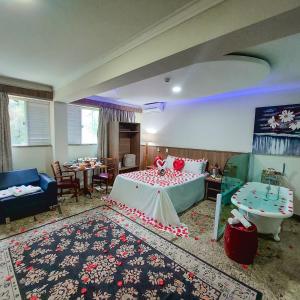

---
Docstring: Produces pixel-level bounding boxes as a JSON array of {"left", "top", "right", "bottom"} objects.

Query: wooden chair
[
  {"left": 51, "top": 161, "right": 80, "bottom": 202},
  {"left": 92, "top": 158, "right": 115, "bottom": 194}
]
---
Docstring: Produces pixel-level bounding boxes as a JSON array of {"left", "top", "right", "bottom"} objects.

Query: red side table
[{"left": 224, "top": 222, "right": 258, "bottom": 265}]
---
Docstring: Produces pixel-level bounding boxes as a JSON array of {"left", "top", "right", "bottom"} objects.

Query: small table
[
  {"left": 64, "top": 164, "right": 107, "bottom": 197},
  {"left": 205, "top": 176, "right": 222, "bottom": 201}
]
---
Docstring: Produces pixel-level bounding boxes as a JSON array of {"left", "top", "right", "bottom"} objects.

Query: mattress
[{"left": 109, "top": 169, "right": 206, "bottom": 226}]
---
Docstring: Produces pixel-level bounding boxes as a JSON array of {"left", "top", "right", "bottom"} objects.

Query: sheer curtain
[
  {"left": 97, "top": 107, "right": 135, "bottom": 158},
  {"left": 0, "top": 92, "right": 12, "bottom": 172}
]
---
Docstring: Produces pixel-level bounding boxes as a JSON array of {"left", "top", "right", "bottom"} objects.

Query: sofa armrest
[
  {"left": 39, "top": 173, "right": 58, "bottom": 206},
  {"left": 39, "top": 173, "right": 56, "bottom": 192}
]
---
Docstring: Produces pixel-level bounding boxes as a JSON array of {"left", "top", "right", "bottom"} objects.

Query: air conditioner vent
[{"left": 142, "top": 102, "right": 165, "bottom": 113}]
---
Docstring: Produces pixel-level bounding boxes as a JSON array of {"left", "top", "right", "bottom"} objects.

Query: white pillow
[
  {"left": 166, "top": 155, "right": 207, "bottom": 174},
  {"left": 165, "top": 155, "right": 176, "bottom": 169},
  {"left": 183, "top": 160, "right": 204, "bottom": 174}
]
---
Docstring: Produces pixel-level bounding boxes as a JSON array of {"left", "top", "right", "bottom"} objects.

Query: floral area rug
[{"left": 0, "top": 206, "right": 262, "bottom": 300}]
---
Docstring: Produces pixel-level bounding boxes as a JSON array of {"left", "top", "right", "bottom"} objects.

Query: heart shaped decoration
[
  {"left": 153, "top": 156, "right": 162, "bottom": 166},
  {"left": 173, "top": 158, "right": 185, "bottom": 171},
  {"left": 156, "top": 159, "right": 165, "bottom": 167}
]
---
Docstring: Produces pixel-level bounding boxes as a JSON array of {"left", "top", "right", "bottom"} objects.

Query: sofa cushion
[{"left": 0, "top": 169, "right": 40, "bottom": 190}]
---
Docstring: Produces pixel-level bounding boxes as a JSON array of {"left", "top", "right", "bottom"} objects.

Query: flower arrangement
[{"left": 267, "top": 109, "right": 300, "bottom": 131}]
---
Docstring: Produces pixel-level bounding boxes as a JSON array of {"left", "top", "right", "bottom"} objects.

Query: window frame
[
  {"left": 9, "top": 95, "right": 51, "bottom": 147},
  {"left": 67, "top": 104, "right": 99, "bottom": 145}
]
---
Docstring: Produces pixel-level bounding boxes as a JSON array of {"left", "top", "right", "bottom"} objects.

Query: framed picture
[{"left": 252, "top": 104, "right": 300, "bottom": 156}]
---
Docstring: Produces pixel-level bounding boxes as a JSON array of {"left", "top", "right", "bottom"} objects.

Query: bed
[{"left": 109, "top": 168, "right": 206, "bottom": 226}]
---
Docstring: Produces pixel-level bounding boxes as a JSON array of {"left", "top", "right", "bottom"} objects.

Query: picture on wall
[{"left": 252, "top": 104, "right": 300, "bottom": 156}]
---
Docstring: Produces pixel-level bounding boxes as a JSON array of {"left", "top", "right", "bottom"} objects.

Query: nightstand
[{"left": 205, "top": 176, "right": 222, "bottom": 201}]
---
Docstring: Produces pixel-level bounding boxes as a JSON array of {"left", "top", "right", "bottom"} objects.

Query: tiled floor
[{"left": 0, "top": 192, "right": 299, "bottom": 299}]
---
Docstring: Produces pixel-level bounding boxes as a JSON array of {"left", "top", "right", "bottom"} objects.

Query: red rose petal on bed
[
  {"left": 157, "top": 278, "right": 165, "bottom": 286},
  {"left": 26, "top": 266, "right": 33, "bottom": 271},
  {"left": 194, "top": 236, "right": 199, "bottom": 240},
  {"left": 241, "top": 264, "right": 249, "bottom": 270},
  {"left": 81, "top": 288, "right": 87, "bottom": 294},
  {"left": 188, "top": 272, "right": 195, "bottom": 279},
  {"left": 30, "top": 295, "right": 39, "bottom": 300},
  {"left": 117, "top": 280, "right": 123, "bottom": 287},
  {"left": 5, "top": 275, "right": 13, "bottom": 281}
]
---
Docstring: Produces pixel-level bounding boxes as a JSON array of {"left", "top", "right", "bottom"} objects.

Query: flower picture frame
[{"left": 252, "top": 104, "right": 300, "bottom": 156}]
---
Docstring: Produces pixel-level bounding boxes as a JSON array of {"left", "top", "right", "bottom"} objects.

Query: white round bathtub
[{"left": 231, "top": 182, "right": 293, "bottom": 241}]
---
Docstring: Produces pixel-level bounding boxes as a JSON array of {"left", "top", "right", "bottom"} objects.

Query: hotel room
[{"left": 0, "top": 1, "right": 299, "bottom": 299}]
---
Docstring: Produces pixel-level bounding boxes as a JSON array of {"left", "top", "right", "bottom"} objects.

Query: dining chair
[
  {"left": 92, "top": 158, "right": 115, "bottom": 194},
  {"left": 51, "top": 161, "right": 80, "bottom": 201}
]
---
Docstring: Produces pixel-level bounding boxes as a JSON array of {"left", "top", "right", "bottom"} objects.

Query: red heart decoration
[
  {"left": 153, "top": 156, "right": 162, "bottom": 166},
  {"left": 173, "top": 159, "right": 185, "bottom": 171},
  {"left": 156, "top": 159, "right": 165, "bottom": 167}
]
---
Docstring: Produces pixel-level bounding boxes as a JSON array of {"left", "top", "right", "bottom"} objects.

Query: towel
[
  {"left": 0, "top": 189, "right": 13, "bottom": 199},
  {"left": 7, "top": 185, "right": 42, "bottom": 197}
]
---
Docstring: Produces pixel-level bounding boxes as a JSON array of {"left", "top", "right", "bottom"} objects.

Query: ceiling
[
  {"left": 96, "top": 56, "right": 270, "bottom": 105},
  {"left": 239, "top": 32, "right": 300, "bottom": 88},
  {"left": 95, "top": 32, "right": 300, "bottom": 106},
  {"left": 0, "top": 0, "right": 195, "bottom": 87}
]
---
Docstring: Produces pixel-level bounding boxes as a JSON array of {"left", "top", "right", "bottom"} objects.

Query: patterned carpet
[
  {"left": 0, "top": 192, "right": 299, "bottom": 299},
  {"left": 0, "top": 203, "right": 261, "bottom": 299}
]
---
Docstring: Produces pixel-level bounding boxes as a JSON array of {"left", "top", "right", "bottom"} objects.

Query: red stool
[{"left": 224, "top": 222, "right": 258, "bottom": 265}]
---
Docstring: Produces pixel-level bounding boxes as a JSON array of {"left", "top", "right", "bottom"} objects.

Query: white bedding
[{"left": 109, "top": 169, "right": 206, "bottom": 226}]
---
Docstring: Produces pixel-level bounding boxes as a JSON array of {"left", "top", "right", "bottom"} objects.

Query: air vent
[{"left": 142, "top": 102, "right": 165, "bottom": 113}]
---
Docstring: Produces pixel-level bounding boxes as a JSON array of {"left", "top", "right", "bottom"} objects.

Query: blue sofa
[{"left": 0, "top": 168, "right": 57, "bottom": 224}]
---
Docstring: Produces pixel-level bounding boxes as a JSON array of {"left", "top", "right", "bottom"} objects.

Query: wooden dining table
[{"left": 64, "top": 163, "right": 107, "bottom": 197}]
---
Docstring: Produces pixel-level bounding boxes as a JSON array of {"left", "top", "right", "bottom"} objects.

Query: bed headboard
[{"left": 141, "top": 145, "right": 241, "bottom": 172}]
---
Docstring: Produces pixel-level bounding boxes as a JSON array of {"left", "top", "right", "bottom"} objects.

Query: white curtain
[
  {"left": 0, "top": 92, "right": 13, "bottom": 172},
  {"left": 97, "top": 107, "right": 135, "bottom": 158}
]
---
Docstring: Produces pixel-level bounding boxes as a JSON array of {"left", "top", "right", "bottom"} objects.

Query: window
[
  {"left": 9, "top": 96, "right": 51, "bottom": 146},
  {"left": 68, "top": 105, "right": 99, "bottom": 144}
]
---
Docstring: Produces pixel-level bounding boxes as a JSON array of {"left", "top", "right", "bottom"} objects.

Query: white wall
[
  {"left": 12, "top": 145, "right": 98, "bottom": 177},
  {"left": 68, "top": 145, "right": 97, "bottom": 161},
  {"left": 12, "top": 146, "right": 53, "bottom": 175},
  {"left": 142, "top": 90, "right": 300, "bottom": 214}
]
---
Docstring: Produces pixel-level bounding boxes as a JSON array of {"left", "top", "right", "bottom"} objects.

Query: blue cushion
[{"left": 0, "top": 169, "right": 40, "bottom": 190}]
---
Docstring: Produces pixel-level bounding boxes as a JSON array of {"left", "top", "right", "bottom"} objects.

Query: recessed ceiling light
[{"left": 172, "top": 86, "right": 182, "bottom": 93}]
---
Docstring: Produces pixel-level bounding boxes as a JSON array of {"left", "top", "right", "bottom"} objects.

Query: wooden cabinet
[
  {"left": 205, "top": 176, "right": 222, "bottom": 201},
  {"left": 108, "top": 122, "right": 140, "bottom": 175}
]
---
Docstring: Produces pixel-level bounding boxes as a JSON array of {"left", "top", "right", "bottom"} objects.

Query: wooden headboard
[{"left": 141, "top": 145, "right": 241, "bottom": 171}]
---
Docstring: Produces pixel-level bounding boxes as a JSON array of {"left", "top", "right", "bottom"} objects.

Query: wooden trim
[
  {"left": 73, "top": 98, "right": 142, "bottom": 113},
  {"left": 0, "top": 84, "right": 53, "bottom": 100},
  {"left": 141, "top": 145, "right": 243, "bottom": 171}
]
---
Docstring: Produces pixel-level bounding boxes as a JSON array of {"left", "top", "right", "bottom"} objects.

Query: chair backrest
[
  {"left": 51, "top": 161, "right": 62, "bottom": 181},
  {"left": 99, "top": 157, "right": 114, "bottom": 173}
]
